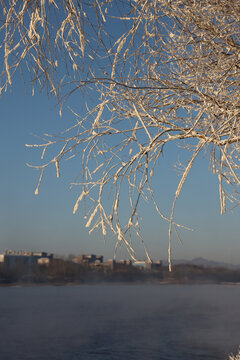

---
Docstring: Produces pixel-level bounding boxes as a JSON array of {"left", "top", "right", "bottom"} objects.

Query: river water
[{"left": 0, "top": 284, "right": 239, "bottom": 360}]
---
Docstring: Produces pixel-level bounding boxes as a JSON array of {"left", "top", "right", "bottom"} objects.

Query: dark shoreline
[
  {"left": 1, "top": 279, "right": 240, "bottom": 287},
  {"left": 2, "top": 260, "right": 240, "bottom": 287}
]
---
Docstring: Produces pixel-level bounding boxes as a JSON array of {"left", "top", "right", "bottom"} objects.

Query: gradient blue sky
[{"left": 1, "top": 75, "right": 240, "bottom": 264}]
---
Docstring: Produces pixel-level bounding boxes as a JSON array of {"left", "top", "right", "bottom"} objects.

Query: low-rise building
[
  {"left": 0, "top": 250, "right": 53, "bottom": 268},
  {"left": 133, "top": 261, "right": 152, "bottom": 270},
  {"left": 119, "top": 259, "right": 132, "bottom": 266},
  {"left": 133, "top": 260, "right": 162, "bottom": 270},
  {"left": 102, "top": 259, "right": 116, "bottom": 270},
  {"left": 72, "top": 254, "right": 103, "bottom": 266}
]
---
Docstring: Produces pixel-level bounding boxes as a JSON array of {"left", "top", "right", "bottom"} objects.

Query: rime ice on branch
[{"left": 1, "top": 0, "right": 239, "bottom": 270}]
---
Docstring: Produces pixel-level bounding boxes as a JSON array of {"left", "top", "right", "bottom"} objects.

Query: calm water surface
[{"left": 0, "top": 284, "right": 239, "bottom": 360}]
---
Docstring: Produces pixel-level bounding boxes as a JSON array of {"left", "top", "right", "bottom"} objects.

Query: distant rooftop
[{"left": 1, "top": 250, "right": 53, "bottom": 258}]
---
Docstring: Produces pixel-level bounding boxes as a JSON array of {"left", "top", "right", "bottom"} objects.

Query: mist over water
[{"left": 0, "top": 284, "right": 239, "bottom": 360}]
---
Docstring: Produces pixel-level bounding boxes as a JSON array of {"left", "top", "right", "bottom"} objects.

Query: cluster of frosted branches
[
  {"left": 1, "top": 0, "right": 239, "bottom": 269},
  {"left": 229, "top": 348, "right": 240, "bottom": 360}
]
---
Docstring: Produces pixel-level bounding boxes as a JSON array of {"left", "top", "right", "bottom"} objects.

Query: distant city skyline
[{"left": 1, "top": 76, "right": 240, "bottom": 264}]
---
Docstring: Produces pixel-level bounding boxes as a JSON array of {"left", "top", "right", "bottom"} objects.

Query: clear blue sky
[{"left": 1, "top": 75, "right": 239, "bottom": 264}]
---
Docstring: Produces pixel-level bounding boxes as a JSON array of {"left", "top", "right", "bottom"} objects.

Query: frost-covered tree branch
[
  {"left": 229, "top": 348, "right": 240, "bottom": 360},
  {"left": 1, "top": 0, "right": 239, "bottom": 270}
]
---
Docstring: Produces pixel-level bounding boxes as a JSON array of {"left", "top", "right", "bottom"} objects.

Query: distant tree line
[{"left": 1, "top": 259, "right": 240, "bottom": 285}]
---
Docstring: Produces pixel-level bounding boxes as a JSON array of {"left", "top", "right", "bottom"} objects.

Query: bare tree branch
[{"left": 1, "top": 0, "right": 239, "bottom": 270}]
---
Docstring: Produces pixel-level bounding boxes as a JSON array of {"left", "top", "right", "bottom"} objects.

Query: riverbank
[{"left": 1, "top": 260, "right": 240, "bottom": 287}]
